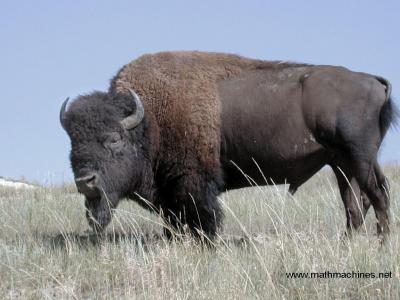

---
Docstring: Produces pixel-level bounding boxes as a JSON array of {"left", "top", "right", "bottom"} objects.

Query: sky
[{"left": 0, "top": 0, "right": 399, "bottom": 184}]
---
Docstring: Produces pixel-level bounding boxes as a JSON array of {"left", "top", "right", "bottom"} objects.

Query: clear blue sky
[{"left": 1, "top": 0, "right": 399, "bottom": 184}]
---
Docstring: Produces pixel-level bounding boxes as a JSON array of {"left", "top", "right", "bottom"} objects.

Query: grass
[{"left": 0, "top": 167, "right": 399, "bottom": 299}]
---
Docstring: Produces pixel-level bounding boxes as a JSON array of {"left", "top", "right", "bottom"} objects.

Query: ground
[{"left": 0, "top": 167, "right": 399, "bottom": 299}]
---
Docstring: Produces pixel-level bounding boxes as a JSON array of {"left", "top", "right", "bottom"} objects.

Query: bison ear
[
  {"left": 59, "top": 97, "right": 70, "bottom": 131},
  {"left": 120, "top": 89, "right": 145, "bottom": 130}
]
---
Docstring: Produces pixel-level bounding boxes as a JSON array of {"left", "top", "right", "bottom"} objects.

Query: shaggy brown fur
[{"left": 110, "top": 51, "right": 303, "bottom": 189}]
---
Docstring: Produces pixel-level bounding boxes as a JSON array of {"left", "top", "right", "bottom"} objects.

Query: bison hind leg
[
  {"left": 331, "top": 143, "right": 389, "bottom": 241},
  {"left": 331, "top": 165, "right": 371, "bottom": 235}
]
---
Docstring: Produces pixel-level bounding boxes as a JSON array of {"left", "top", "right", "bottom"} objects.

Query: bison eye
[{"left": 104, "top": 133, "right": 122, "bottom": 148}]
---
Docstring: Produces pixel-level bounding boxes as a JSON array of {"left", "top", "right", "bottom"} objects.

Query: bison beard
[
  {"left": 84, "top": 195, "right": 114, "bottom": 233},
  {"left": 60, "top": 51, "right": 397, "bottom": 242}
]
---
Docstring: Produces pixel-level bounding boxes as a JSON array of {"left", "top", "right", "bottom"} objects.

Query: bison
[{"left": 60, "top": 51, "right": 396, "bottom": 241}]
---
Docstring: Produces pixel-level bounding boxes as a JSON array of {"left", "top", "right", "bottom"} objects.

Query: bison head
[{"left": 60, "top": 90, "right": 146, "bottom": 232}]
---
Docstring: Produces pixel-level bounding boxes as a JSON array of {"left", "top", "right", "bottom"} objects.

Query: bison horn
[
  {"left": 59, "top": 97, "right": 70, "bottom": 131},
  {"left": 121, "top": 89, "right": 145, "bottom": 129}
]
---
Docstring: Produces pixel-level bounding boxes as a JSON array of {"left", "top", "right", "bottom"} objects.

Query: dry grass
[{"left": 0, "top": 167, "right": 399, "bottom": 299}]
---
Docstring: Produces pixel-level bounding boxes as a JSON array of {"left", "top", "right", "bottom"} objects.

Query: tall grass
[{"left": 0, "top": 167, "right": 399, "bottom": 299}]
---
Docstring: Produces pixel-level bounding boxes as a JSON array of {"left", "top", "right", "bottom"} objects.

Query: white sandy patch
[{"left": 0, "top": 178, "right": 36, "bottom": 189}]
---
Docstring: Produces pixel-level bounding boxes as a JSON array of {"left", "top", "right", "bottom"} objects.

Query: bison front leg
[{"left": 161, "top": 173, "right": 224, "bottom": 240}]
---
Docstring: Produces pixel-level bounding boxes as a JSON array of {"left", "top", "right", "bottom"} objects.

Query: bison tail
[
  {"left": 376, "top": 76, "right": 399, "bottom": 137},
  {"left": 380, "top": 96, "right": 399, "bottom": 137}
]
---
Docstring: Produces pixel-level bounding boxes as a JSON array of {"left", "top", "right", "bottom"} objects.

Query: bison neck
[{"left": 219, "top": 67, "right": 331, "bottom": 190}]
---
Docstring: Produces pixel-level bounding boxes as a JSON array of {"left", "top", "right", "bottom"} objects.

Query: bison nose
[{"left": 75, "top": 173, "right": 100, "bottom": 197}]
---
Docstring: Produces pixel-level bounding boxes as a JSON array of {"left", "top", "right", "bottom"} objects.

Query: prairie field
[{"left": 0, "top": 167, "right": 399, "bottom": 299}]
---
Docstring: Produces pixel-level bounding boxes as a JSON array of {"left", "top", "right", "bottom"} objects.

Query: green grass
[{"left": 1, "top": 167, "right": 399, "bottom": 299}]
